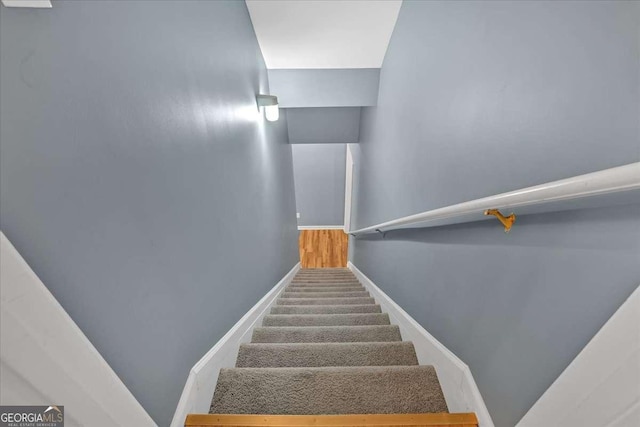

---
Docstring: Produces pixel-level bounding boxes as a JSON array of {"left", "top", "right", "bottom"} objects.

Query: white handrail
[{"left": 350, "top": 162, "right": 640, "bottom": 235}]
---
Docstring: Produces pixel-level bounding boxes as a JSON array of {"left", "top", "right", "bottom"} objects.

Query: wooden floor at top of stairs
[
  {"left": 185, "top": 413, "right": 478, "bottom": 427},
  {"left": 299, "top": 229, "right": 348, "bottom": 268}
]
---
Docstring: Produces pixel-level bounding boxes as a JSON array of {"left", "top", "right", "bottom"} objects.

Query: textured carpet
[
  {"left": 294, "top": 276, "right": 358, "bottom": 280},
  {"left": 210, "top": 366, "right": 448, "bottom": 414},
  {"left": 290, "top": 281, "right": 362, "bottom": 285},
  {"left": 281, "top": 291, "right": 370, "bottom": 299},
  {"left": 271, "top": 304, "right": 382, "bottom": 314},
  {"left": 252, "top": 325, "right": 402, "bottom": 343},
  {"left": 262, "top": 313, "right": 390, "bottom": 327},
  {"left": 236, "top": 342, "right": 419, "bottom": 368},
  {"left": 286, "top": 286, "right": 366, "bottom": 292},
  {"left": 209, "top": 268, "right": 448, "bottom": 416},
  {"left": 277, "top": 297, "right": 376, "bottom": 305}
]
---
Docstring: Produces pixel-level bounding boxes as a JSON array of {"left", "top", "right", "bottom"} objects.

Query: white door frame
[{"left": 343, "top": 144, "right": 354, "bottom": 233}]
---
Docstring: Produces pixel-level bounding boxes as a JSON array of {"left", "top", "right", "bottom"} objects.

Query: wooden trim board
[{"left": 185, "top": 413, "right": 478, "bottom": 426}]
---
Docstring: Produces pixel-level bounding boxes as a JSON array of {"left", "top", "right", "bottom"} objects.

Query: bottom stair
[{"left": 211, "top": 366, "right": 448, "bottom": 414}]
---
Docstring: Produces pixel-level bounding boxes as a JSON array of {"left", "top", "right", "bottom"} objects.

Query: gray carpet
[
  {"left": 271, "top": 304, "right": 382, "bottom": 314},
  {"left": 286, "top": 286, "right": 365, "bottom": 292},
  {"left": 210, "top": 268, "right": 448, "bottom": 415},
  {"left": 277, "top": 297, "right": 376, "bottom": 305},
  {"left": 236, "top": 342, "right": 419, "bottom": 367},
  {"left": 211, "top": 366, "right": 448, "bottom": 414},
  {"left": 281, "top": 291, "right": 370, "bottom": 299},
  {"left": 290, "top": 281, "right": 362, "bottom": 285},
  {"left": 252, "top": 325, "right": 402, "bottom": 343},
  {"left": 262, "top": 313, "right": 390, "bottom": 327}
]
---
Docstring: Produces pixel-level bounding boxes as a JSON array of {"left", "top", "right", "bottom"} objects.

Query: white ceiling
[{"left": 245, "top": 0, "right": 402, "bottom": 69}]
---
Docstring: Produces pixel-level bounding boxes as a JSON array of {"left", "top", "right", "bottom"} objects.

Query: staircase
[{"left": 186, "top": 268, "right": 478, "bottom": 426}]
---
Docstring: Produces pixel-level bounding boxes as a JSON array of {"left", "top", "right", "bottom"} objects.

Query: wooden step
[{"left": 185, "top": 413, "right": 478, "bottom": 426}]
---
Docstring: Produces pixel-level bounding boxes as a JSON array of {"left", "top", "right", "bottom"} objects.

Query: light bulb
[{"left": 264, "top": 104, "right": 279, "bottom": 122}]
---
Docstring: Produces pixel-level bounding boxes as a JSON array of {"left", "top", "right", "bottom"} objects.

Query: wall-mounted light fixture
[{"left": 256, "top": 94, "right": 279, "bottom": 122}]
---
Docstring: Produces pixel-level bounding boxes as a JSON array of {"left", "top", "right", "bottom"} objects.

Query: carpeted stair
[
  {"left": 270, "top": 304, "right": 382, "bottom": 314},
  {"left": 277, "top": 297, "right": 376, "bottom": 305},
  {"left": 210, "top": 267, "right": 448, "bottom": 415},
  {"left": 262, "top": 313, "right": 390, "bottom": 326}
]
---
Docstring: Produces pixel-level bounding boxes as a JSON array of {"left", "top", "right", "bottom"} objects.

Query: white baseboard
[
  {"left": 1, "top": 0, "right": 52, "bottom": 8},
  {"left": 0, "top": 232, "right": 156, "bottom": 427},
  {"left": 516, "top": 285, "right": 640, "bottom": 427},
  {"left": 170, "top": 263, "right": 301, "bottom": 427},
  {"left": 348, "top": 262, "right": 494, "bottom": 427},
  {"left": 297, "top": 225, "right": 345, "bottom": 230}
]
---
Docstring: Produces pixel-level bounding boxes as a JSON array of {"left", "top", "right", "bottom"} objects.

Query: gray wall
[
  {"left": 351, "top": 1, "right": 640, "bottom": 426},
  {"left": 268, "top": 69, "right": 380, "bottom": 107},
  {"left": 0, "top": 2, "right": 298, "bottom": 425},
  {"left": 292, "top": 144, "right": 346, "bottom": 226},
  {"left": 287, "top": 107, "right": 360, "bottom": 144}
]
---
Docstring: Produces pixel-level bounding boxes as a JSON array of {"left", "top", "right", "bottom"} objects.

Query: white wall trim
[
  {"left": 1, "top": 0, "right": 52, "bottom": 8},
  {"left": 297, "top": 225, "right": 345, "bottom": 230},
  {"left": 516, "top": 285, "right": 640, "bottom": 427},
  {"left": 170, "top": 263, "right": 301, "bottom": 427},
  {"left": 344, "top": 144, "right": 355, "bottom": 233},
  {"left": 0, "top": 232, "right": 156, "bottom": 427},
  {"left": 348, "top": 262, "right": 494, "bottom": 427}
]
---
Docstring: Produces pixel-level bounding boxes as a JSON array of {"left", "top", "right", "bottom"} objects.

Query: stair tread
[
  {"left": 252, "top": 325, "right": 401, "bottom": 343},
  {"left": 210, "top": 365, "right": 448, "bottom": 415},
  {"left": 277, "top": 297, "right": 375, "bottom": 305},
  {"left": 271, "top": 304, "right": 382, "bottom": 314},
  {"left": 236, "top": 342, "right": 419, "bottom": 367},
  {"left": 293, "top": 276, "right": 357, "bottom": 279},
  {"left": 262, "top": 313, "right": 390, "bottom": 327},
  {"left": 281, "top": 291, "right": 370, "bottom": 299},
  {"left": 286, "top": 286, "right": 365, "bottom": 292},
  {"left": 207, "top": 268, "right": 448, "bottom": 419},
  {"left": 290, "top": 282, "right": 361, "bottom": 286},
  {"left": 292, "top": 276, "right": 358, "bottom": 279},
  {"left": 288, "top": 282, "right": 361, "bottom": 287}
]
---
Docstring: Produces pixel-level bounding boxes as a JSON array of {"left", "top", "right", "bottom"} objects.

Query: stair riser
[
  {"left": 277, "top": 297, "right": 375, "bottom": 306},
  {"left": 210, "top": 268, "right": 450, "bottom": 420},
  {"left": 235, "top": 342, "right": 419, "bottom": 368},
  {"left": 210, "top": 366, "right": 448, "bottom": 415},
  {"left": 281, "top": 292, "right": 370, "bottom": 299},
  {"left": 262, "top": 313, "right": 390, "bottom": 327},
  {"left": 271, "top": 305, "right": 382, "bottom": 315},
  {"left": 293, "top": 274, "right": 357, "bottom": 280},
  {"left": 295, "top": 272, "right": 355, "bottom": 275},
  {"left": 296, "top": 270, "right": 352, "bottom": 274},
  {"left": 286, "top": 286, "right": 365, "bottom": 292},
  {"left": 288, "top": 282, "right": 361, "bottom": 287},
  {"left": 289, "top": 282, "right": 362, "bottom": 288},
  {"left": 251, "top": 325, "right": 401, "bottom": 343}
]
